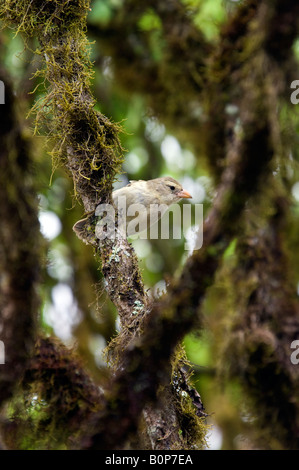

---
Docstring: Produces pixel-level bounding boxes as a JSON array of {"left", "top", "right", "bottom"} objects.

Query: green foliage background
[{"left": 1, "top": 0, "right": 299, "bottom": 449}]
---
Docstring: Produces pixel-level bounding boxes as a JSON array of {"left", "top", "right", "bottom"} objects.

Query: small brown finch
[{"left": 73, "top": 176, "right": 192, "bottom": 242}]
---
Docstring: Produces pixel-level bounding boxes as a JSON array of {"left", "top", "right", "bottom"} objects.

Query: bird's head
[{"left": 150, "top": 177, "right": 192, "bottom": 205}]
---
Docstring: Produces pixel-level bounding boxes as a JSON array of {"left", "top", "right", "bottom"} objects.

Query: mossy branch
[{"left": 223, "top": 195, "right": 299, "bottom": 449}]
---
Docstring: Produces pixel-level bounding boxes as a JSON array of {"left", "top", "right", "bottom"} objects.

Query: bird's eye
[{"left": 168, "top": 185, "right": 175, "bottom": 191}]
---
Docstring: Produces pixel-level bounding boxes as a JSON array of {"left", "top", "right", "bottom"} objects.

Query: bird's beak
[{"left": 177, "top": 189, "right": 192, "bottom": 199}]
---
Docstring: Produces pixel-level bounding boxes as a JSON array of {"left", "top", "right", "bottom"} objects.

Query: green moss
[
  {"left": 1, "top": 337, "right": 103, "bottom": 450},
  {"left": 138, "top": 8, "right": 162, "bottom": 32},
  {"left": 170, "top": 344, "right": 208, "bottom": 449},
  {"left": 1, "top": 0, "right": 124, "bottom": 207},
  {"left": 1, "top": 0, "right": 90, "bottom": 37}
]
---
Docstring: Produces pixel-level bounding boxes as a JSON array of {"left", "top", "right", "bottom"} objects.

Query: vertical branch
[{"left": 224, "top": 195, "right": 299, "bottom": 448}]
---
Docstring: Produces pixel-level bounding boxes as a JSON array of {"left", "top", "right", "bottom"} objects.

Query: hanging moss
[{"left": 1, "top": 0, "right": 124, "bottom": 209}]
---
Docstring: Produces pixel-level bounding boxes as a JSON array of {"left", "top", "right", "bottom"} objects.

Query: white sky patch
[
  {"left": 47, "top": 246, "right": 73, "bottom": 282},
  {"left": 88, "top": 334, "right": 107, "bottom": 367},
  {"left": 130, "top": 238, "right": 152, "bottom": 258},
  {"left": 161, "top": 135, "right": 196, "bottom": 171},
  {"left": 181, "top": 176, "right": 206, "bottom": 204},
  {"left": 144, "top": 116, "right": 165, "bottom": 142},
  {"left": 292, "top": 182, "right": 299, "bottom": 201},
  {"left": 39, "top": 210, "right": 62, "bottom": 240},
  {"left": 123, "top": 148, "right": 149, "bottom": 174},
  {"left": 206, "top": 424, "right": 223, "bottom": 450},
  {"left": 145, "top": 252, "right": 164, "bottom": 273},
  {"left": 161, "top": 135, "right": 182, "bottom": 169},
  {"left": 102, "top": 56, "right": 113, "bottom": 80},
  {"left": 113, "top": 174, "right": 129, "bottom": 191},
  {"left": 44, "top": 283, "right": 82, "bottom": 341}
]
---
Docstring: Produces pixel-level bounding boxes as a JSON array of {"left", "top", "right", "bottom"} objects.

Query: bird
[{"left": 73, "top": 176, "right": 192, "bottom": 243}]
